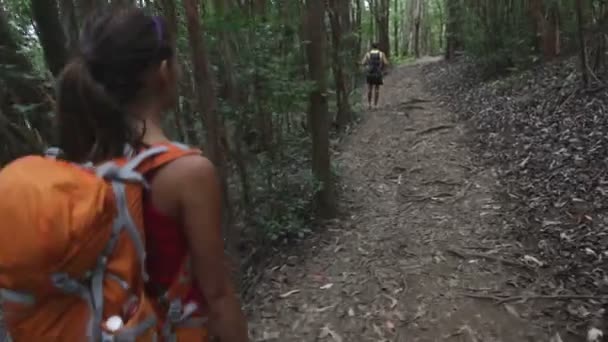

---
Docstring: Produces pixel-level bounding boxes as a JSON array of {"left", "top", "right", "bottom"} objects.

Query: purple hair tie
[{"left": 151, "top": 16, "right": 163, "bottom": 45}]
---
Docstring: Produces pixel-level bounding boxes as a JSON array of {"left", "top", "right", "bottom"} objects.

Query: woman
[{"left": 55, "top": 8, "right": 248, "bottom": 342}]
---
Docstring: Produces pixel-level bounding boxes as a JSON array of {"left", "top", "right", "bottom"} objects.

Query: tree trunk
[
  {"left": 327, "top": 0, "right": 352, "bottom": 129},
  {"left": 543, "top": 3, "right": 560, "bottom": 58},
  {"left": 374, "top": 0, "right": 390, "bottom": 57},
  {"left": 250, "top": 1, "right": 273, "bottom": 153},
  {"left": 212, "top": 0, "right": 254, "bottom": 215},
  {"left": 392, "top": 0, "right": 398, "bottom": 56},
  {"left": 160, "top": 0, "right": 186, "bottom": 142},
  {"left": 445, "top": 0, "right": 459, "bottom": 59},
  {"left": 182, "top": 0, "right": 239, "bottom": 259},
  {"left": 79, "top": 0, "right": 105, "bottom": 19},
  {"left": 58, "top": 0, "right": 79, "bottom": 53},
  {"left": 575, "top": 0, "right": 589, "bottom": 87},
  {"left": 355, "top": 0, "right": 362, "bottom": 55},
  {"left": 182, "top": 0, "right": 221, "bottom": 166},
  {"left": 413, "top": 0, "right": 421, "bottom": 58},
  {"left": 337, "top": 0, "right": 354, "bottom": 92},
  {"left": 111, "top": 0, "right": 135, "bottom": 8},
  {"left": 31, "top": 0, "right": 69, "bottom": 76},
  {"left": 304, "top": 0, "right": 336, "bottom": 218}
]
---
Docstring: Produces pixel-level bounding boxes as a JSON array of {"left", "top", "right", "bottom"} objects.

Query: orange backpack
[{"left": 0, "top": 142, "right": 208, "bottom": 341}]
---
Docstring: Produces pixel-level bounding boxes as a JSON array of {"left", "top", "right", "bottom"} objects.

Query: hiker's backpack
[
  {"left": 367, "top": 51, "right": 382, "bottom": 75},
  {"left": 0, "top": 142, "right": 206, "bottom": 341}
]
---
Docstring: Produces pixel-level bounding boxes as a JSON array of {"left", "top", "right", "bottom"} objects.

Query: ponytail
[
  {"left": 54, "top": 8, "right": 172, "bottom": 163},
  {"left": 55, "top": 58, "right": 138, "bottom": 163}
]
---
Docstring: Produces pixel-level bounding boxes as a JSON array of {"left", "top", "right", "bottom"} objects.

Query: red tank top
[{"left": 143, "top": 195, "right": 205, "bottom": 305}]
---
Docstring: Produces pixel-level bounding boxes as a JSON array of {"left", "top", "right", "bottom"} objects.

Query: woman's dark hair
[
  {"left": 371, "top": 42, "right": 379, "bottom": 49},
  {"left": 56, "top": 8, "right": 173, "bottom": 163}
]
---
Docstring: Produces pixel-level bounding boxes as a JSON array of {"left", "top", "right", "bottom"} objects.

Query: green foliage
[
  {"left": 250, "top": 136, "right": 319, "bottom": 242},
  {"left": 460, "top": 4, "right": 536, "bottom": 75},
  {"left": 458, "top": 0, "right": 585, "bottom": 75},
  {"left": 200, "top": 10, "right": 324, "bottom": 242}
]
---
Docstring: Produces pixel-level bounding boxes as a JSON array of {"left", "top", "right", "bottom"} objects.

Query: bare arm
[
  {"left": 361, "top": 52, "right": 369, "bottom": 65},
  {"left": 382, "top": 52, "right": 389, "bottom": 66},
  {"left": 176, "top": 156, "right": 248, "bottom": 342}
]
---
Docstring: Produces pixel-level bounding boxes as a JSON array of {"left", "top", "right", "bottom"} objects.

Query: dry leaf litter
[{"left": 422, "top": 56, "right": 608, "bottom": 340}]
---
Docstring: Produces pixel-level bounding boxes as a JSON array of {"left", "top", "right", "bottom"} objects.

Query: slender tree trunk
[
  {"left": 252, "top": 5, "right": 273, "bottom": 153},
  {"left": 393, "top": 0, "right": 398, "bottom": 56},
  {"left": 445, "top": 0, "right": 459, "bottom": 59},
  {"left": 576, "top": 0, "right": 589, "bottom": 87},
  {"left": 183, "top": 0, "right": 221, "bottom": 162},
  {"left": 413, "top": 0, "right": 421, "bottom": 58},
  {"left": 327, "top": 0, "right": 352, "bottom": 129},
  {"left": 31, "top": 0, "right": 69, "bottom": 76},
  {"left": 304, "top": 0, "right": 336, "bottom": 218},
  {"left": 58, "top": 0, "right": 79, "bottom": 54},
  {"left": 213, "top": 0, "right": 254, "bottom": 214},
  {"left": 530, "top": 0, "right": 545, "bottom": 54},
  {"left": 374, "top": 0, "right": 390, "bottom": 57},
  {"left": 182, "top": 0, "right": 239, "bottom": 260},
  {"left": 79, "top": 0, "right": 105, "bottom": 19},
  {"left": 355, "top": 0, "right": 362, "bottom": 54},
  {"left": 544, "top": 3, "right": 560, "bottom": 58},
  {"left": 160, "top": 0, "right": 186, "bottom": 141},
  {"left": 111, "top": 0, "right": 135, "bottom": 8}
]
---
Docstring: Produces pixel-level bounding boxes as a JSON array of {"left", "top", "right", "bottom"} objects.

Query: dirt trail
[{"left": 247, "top": 60, "right": 551, "bottom": 341}]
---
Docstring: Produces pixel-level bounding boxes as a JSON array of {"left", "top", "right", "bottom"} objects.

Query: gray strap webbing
[
  {"left": 44, "top": 147, "right": 62, "bottom": 159},
  {"left": 161, "top": 299, "right": 208, "bottom": 342},
  {"left": 121, "top": 146, "right": 169, "bottom": 174},
  {"left": 96, "top": 146, "right": 169, "bottom": 188},
  {"left": 169, "top": 142, "right": 189, "bottom": 151},
  {"left": 0, "top": 289, "right": 35, "bottom": 305},
  {"left": 123, "top": 144, "right": 136, "bottom": 159},
  {"left": 111, "top": 181, "right": 149, "bottom": 282},
  {"left": 51, "top": 273, "right": 97, "bottom": 340},
  {"left": 106, "top": 274, "right": 129, "bottom": 291}
]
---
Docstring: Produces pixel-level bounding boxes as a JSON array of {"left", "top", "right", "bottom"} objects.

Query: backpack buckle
[{"left": 167, "top": 300, "right": 183, "bottom": 323}]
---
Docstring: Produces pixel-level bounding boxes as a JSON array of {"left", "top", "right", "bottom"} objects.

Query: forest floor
[{"left": 246, "top": 59, "right": 561, "bottom": 341}]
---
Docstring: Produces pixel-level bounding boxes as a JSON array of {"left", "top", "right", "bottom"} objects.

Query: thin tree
[
  {"left": 327, "top": 0, "right": 352, "bottom": 130},
  {"left": 182, "top": 0, "right": 240, "bottom": 260},
  {"left": 159, "top": 0, "right": 186, "bottom": 142},
  {"left": 304, "top": 0, "right": 337, "bottom": 218},
  {"left": 575, "top": 0, "right": 589, "bottom": 87},
  {"left": 31, "top": 0, "right": 69, "bottom": 76}
]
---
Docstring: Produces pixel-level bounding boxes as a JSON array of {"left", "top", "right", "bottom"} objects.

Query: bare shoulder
[{"left": 156, "top": 154, "right": 218, "bottom": 188}]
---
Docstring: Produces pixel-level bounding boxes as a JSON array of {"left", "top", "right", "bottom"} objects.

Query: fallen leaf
[
  {"left": 313, "top": 305, "right": 336, "bottom": 313},
  {"left": 383, "top": 294, "right": 398, "bottom": 309},
  {"left": 279, "top": 289, "right": 300, "bottom": 298},
  {"left": 320, "top": 283, "right": 334, "bottom": 290},
  {"left": 587, "top": 327, "right": 603, "bottom": 342},
  {"left": 549, "top": 332, "right": 563, "bottom": 342},
  {"left": 503, "top": 304, "right": 521, "bottom": 319},
  {"left": 523, "top": 255, "right": 544, "bottom": 267},
  {"left": 319, "top": 325, "right": 343, "bottom": 342},
  {"left": 262, "top": 331, "right": 279, "bottom": 340}
]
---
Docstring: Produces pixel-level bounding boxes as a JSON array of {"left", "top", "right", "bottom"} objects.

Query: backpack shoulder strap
[{"left": 136, "top": 142, "right": 202, "bottom": 175}]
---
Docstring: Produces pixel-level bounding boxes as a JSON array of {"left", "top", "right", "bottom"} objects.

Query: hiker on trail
[
  {"left": 0, "top": 8, "right": 247, "bottom": 342},
  {"left": 361, "top": 43, "right": 389, "bottom": 109}
]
